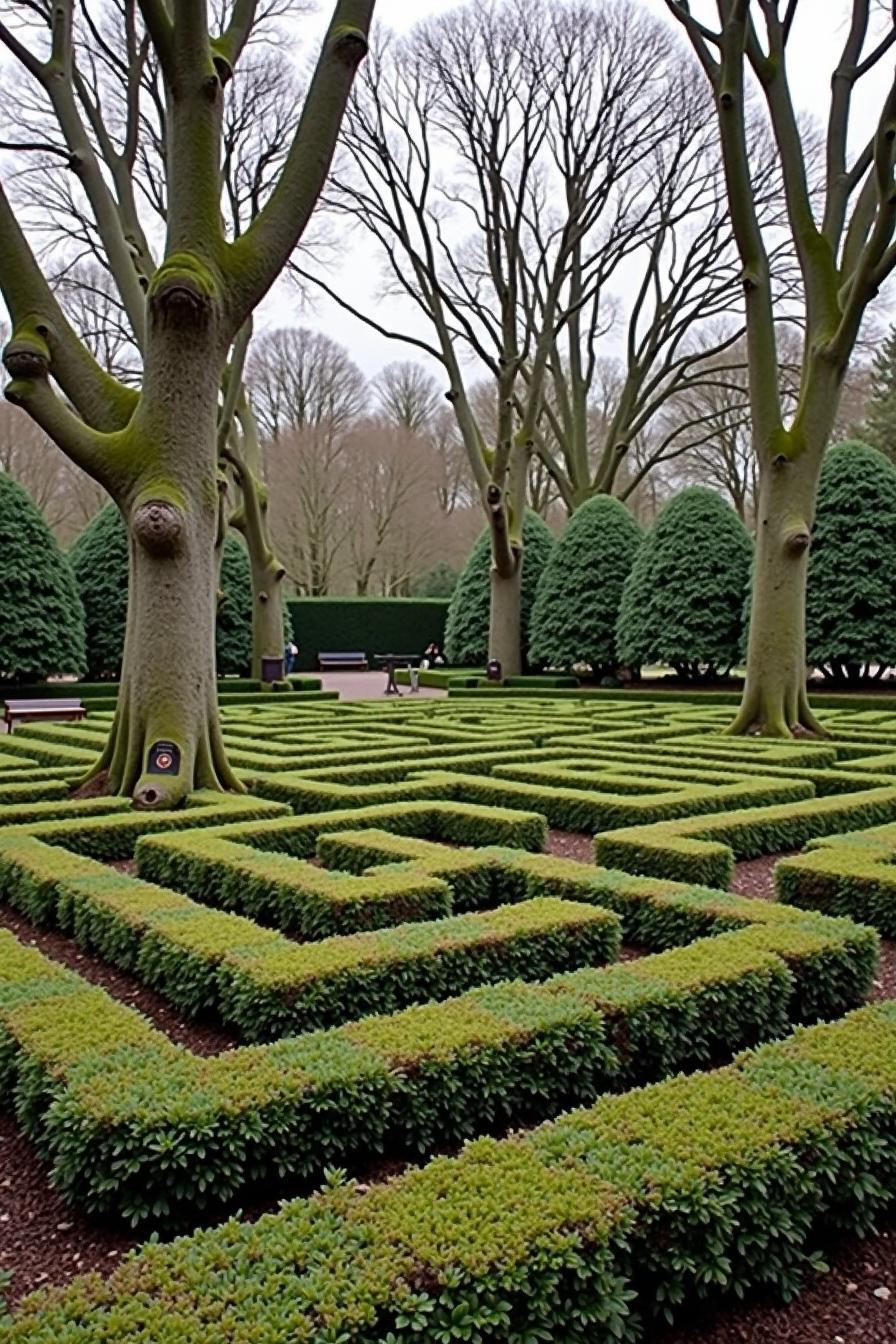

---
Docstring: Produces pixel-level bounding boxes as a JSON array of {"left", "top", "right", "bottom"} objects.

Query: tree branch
[
  {"left": 226, "top": 0, "right": 374, "bottom": 322},
  {"left": 0, "top": 180, "right": 136, "bottom": 431}
]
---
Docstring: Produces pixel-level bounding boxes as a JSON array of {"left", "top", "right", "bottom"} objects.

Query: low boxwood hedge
[
  {"left": 776, "top": 823, "right": 896, "bottom": 936},
  {"left": 0, "top": 871, "right": 873, "bottom": 1228},
  {"left": 594, "top": 786, "right": 896, "bottom": 887},
  {"left": 7, "top": 1004, "right": 896, "bottom": 1340},
  {"left": 136, "top": 832, "right": 453, "bottom": 938}
]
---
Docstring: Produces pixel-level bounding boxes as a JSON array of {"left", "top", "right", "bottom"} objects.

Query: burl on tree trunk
[{"left": 728, "top": 452, "right": 827, "bottom": 739}]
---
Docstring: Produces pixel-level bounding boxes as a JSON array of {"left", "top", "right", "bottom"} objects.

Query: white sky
[{"left": 269, "top": 0, "right": 893, "bottom": 381}]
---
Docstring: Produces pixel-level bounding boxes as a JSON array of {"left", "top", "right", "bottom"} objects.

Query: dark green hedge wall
[{"left": 287, "top": 598, "right": 450, "bottom": 671}]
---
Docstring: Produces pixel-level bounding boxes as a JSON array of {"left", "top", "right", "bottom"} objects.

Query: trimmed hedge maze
[{"left": 1, "top": 693, "right": 896, "bottom": 1340}]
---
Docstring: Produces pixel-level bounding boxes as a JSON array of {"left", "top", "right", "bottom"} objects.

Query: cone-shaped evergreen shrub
[
  {"left": 444, "top": 512, "right": 555, "bottom": 666},
  {"left": 0, "top": 474, "right": 86, "bottom": 682},
  {"left": 216, "top": 535, "right": 254, "bottom": 676},
  {"left": 616, "top": 486, "right": 752, "bottom": 680},
  {"left": 528, "top": 495, "right": 642, "bottom": 675},
  {"left": 69, "top": 504, "right": 129, "bottom": 680},
  {"left": 806, "top": 441, "right": 896, "bottom": 683}
]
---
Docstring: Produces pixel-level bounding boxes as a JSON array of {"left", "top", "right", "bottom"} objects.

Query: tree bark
[
  {"left": 92, "top": 494, "right": 242, "bottom": 807},
  {"left": 728, "top": 449, "right": 827, "bottom": 738},
  {"left": 231, "top": 461, "right": 286, "bottom": 683},
  {"left": 488, "top": 563, "right": 523, "bottom": 678},
  {"left": 249, "top": 548, "right": 287, "bottom": 683},
  {"left": 82, "top": 277, "right": 241, "bottom": 806}
]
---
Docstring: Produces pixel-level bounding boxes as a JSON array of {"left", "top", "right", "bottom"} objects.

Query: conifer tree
[
  {"left": 806, "top": 442, "right": 896, "bottom": 683},
  {"left": 69, "top": 504, "right": 129, "bottom": 680},
  {"left": 529, "top": 496, "right": 642, "bottom": 676},
  {"left": 0, "top": 474, "right": 85, "bottom": 682},
  {"left": 616, "top": 486, "right": 752, "bottom": 681}
]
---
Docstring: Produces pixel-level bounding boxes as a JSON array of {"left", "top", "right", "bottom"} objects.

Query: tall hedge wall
[{"left": 287, "top": 598, "right": 450, "bottom": 671}]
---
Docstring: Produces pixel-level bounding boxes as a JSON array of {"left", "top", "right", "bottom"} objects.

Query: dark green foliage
[
  {"left": 806, "top": 441, "right": 896, "bottom": 683},
  {"left": 287, "top": 598, "right": 449, "bottom": 671},
  {"left": 616, "top": 486, "right": 752, "bottom": 679},
  {"left": 444, "top": 512, "right": 556, "bottom": 666},
  {"left": 0, "top": 474, "right": 85, "bottom": 682},
  {"left": 9, "top": 1001, "right": 896, "bottom": 1337},
  {"left": 862, "top": 325, "right": 896, "bottom": 463},
  {"left": 411, "top": 562, "right": 458, "bottom": 597},
  {"left": 529, "top": 495, "right": 642, "bottom": 674},
  {"left": 69, "top": 504, "right": 128, "bottom": 679},
  {"left": 216, "top": 535, "right": 253, "bottom": 676}
]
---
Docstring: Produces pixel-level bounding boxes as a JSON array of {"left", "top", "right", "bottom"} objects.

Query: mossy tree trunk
[
  {"left": 0, "top": 0, "right": 374, "bottom": 804},
  {"left": 91, "top": 303, "right": 240, "bottom": 805},
  {"left": 220, "top": 357, "right": 287, "bottom": 685},
  {"left": 729, "top": 446, "right": 827, "bottom": 736},
  {"left": 669, "top": 0, "right": 896, "bottom": 738}
]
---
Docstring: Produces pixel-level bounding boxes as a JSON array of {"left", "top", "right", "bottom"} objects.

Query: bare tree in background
[
  {"left": 373, "top": 360, "right": 440, "bottom": 433},
  {"left": 247, "top": 326, "right": 367, "bottom": 440},
  {"left": 301, "top": 0, "right": 772, "bottom": 671},
  {"left": 669, "top": 0, "right": 896, "bottom": 736},
  {"left": 343, "top": 420, "right": 440, "bottom": 594},
  {"left": 265, "top": 419, "right": 355, "bottom": 595},
  {"left": 0, "top": 402, "right": 107, "bottom": 541}
]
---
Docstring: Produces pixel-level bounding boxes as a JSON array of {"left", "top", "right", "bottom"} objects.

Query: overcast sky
[{"left": 268, "top": 1, "right": 892, "bottom": 381}]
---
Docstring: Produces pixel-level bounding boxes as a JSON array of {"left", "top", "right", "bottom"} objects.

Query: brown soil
[
  {"left": 0, "top": 1111, "right": 136, "bottom": 1306},
  {"left": 663, "top": 1226, "right": 896, "bottom": 1344},
  {"left": 1, "top": 840, "right": 894, "bottom": 1336},
  {"left": 547, "top": 829, "right": 595, "bottom": 862},
  {"left": 0, "top": 906, "right": 234, "bottom": 1056}
]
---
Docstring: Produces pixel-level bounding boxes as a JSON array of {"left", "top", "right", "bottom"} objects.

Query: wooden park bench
[
  {"left": 317, "top": 652, "right": 369, "bottom": 672},
  {"left": 4, "top": 698, "right": 86, "bottom": 733}
]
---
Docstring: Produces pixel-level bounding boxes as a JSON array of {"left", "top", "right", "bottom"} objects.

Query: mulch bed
[
  {"left": 0, "top": 1110, "right": 135, "bottom": 1306},
  {"left": 662, "top": 1228, "right": 896, "bottom": 1344},
  {"left": 547, "top": 829, "right": 595, "bottom": 861},
  {"left": 0, "top": 906, "right": 234, "bottom": 1057},
  {"left": 1, "top": 838, "right": 895, "bottom": 1335}
]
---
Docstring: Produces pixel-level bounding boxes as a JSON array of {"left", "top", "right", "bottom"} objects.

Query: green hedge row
[
  {"left": 236, "top": 796, "right": 549, "bottom": 853},
  {"left": 5, "top": 792, "right": 289, "bottom": 862},
  {"left": 426, "top": 767, "right": 812, "bottom": 834},
  {"left": 7, "top": 1002, "right": 896, "bottom": 1339},
  {"left": 0, "top": 675, "right": 323, "bottom": 700},
  {"left": 776, "top": 822, "right": 896, "bottom": 936},
  {"left": 447, "top": 683, "right": 896, "bottom": 710},
  {"left": 595, "top": 785, "right": 896, "bottom": 888},
  {"left": 0, "top": 856, "right": 875, "bottom": 1228},
  {"left": 287, "top": 598, "right": 450, "bottom": 673},
  {"left": 0, "top": 835, "right": 618, "bottom": 1039},
  {"left": 136, "top": 832, "right": 454, "bottom": 937}
]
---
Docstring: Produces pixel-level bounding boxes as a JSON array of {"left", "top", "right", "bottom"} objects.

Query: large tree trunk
[
  {"left": 92, "top": 495, "right": 242, "bottom": 807},
  {"left": 488, "top": 562, "right": 523, "bottom": 677},
  {"left": 83, "top": 293, "right": 240, "bottom": 807},
  {"left": 728, "top": 449, "right": 827, "bottom": 738},
  {"left": 236, "top": 469, "right": 286, "bottom": 684}
]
